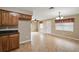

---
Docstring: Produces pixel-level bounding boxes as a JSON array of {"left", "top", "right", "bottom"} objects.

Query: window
[
  {"left": 55, "top": 22, "right": 74, "bottom": 32},
  {"left": 55, "top": 18, "right": 74, "bottom": 32}
]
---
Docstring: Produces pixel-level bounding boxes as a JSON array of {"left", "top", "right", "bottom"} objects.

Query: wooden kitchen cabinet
[
  {"left": 2, "top": 35, "right": 10, "bottom": 52},
  {"left": 0, "top": 33, "right": 19, "bottom": 52},
  {"left": 0, "top": 36, "right": 3, "bottom": 51},
  {"left": 0, "top": 35, "right": 9, "bottom": 52},
  {"left": 0, "top": 10, "right": 2, "bottom": 26},
  {"left": 19, "top": 14, "right": 32, "bottom": 20},
  {"left": 0, "top": 10, "right": 19, "bottom": 26},
  {"left": 12, "top": 15, "right": 19, "bottom": 26},
  {"left": 25, "top": 15, "right": 32, "bottom": 20},
  {"left": 0, "top": 9, "right": 32, "bottom": 26},
  {"left": 19, "top": 14, "right": 26, "bottom": 19},
  {"left": 9, "top": 34, "right": 19, "bottom": 50},
  {"left": 1, "top": 10, "right": 9, "bottom": 26},
  {"left": 8, "top": 12, "right": 19, "bottom": 26}
]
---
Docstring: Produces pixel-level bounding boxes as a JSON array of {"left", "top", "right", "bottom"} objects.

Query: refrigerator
[{"left": 18, "top": 20, "right": 31, "bottom": 44}]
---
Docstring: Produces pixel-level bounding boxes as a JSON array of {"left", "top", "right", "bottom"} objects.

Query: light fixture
[
  {"left": 33, "top": 19, "right": 39, "bottom": 22},
  {"left": 56, "top": 12, "right": 64, "bottom": 20}
]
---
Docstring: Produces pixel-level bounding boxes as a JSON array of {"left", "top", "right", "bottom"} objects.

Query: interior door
[
  {"left": 39, "top": 23, "right": 44, "bottom": 32},
  {"left": 46, "top": 21, "right": 51, "bottom": 33}
]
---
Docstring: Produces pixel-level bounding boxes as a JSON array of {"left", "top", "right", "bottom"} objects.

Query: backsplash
[{"left": 0, "top": 26, "right": 18, "bottom": 31}]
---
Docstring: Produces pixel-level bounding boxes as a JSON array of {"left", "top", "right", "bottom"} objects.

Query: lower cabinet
[
  {"left": 9, "top": 34, "right": 19, "bottom": 50},
  {"left": 0, "top": 36, "right": 4, "bottom": 51},
  {"left": 2, "top": 35, "right": 10, "bottom": 51},
  {"left": 0, "top": 33, "right": 19, "bottom": 52},
  {"left": 0, "top": 35, "right": 9, "bottom": 52}
]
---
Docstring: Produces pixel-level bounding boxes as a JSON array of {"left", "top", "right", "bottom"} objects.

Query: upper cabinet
[
  {"left": 8, "top": 12, "right": 19, "bottom": 26},
  {"left": 19, "top": 14, "right": 32, "bottom": 20},
  {"left": 0, "top": 9, "right": 32, "bottom": 27},
  {"left": 25, "top": 15, "right": 32, "bottom": 20},
  {"left": 1, "top": 10, "right": 9, "bottom": 26},
  {"left": 0, "top": 10, "right": 2, "bottom": 26},
  {"left": 1, "top": 10, "right": 19, "bottom": 26}
]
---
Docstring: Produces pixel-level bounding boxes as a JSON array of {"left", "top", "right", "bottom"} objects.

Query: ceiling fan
[{"left": 31, "top": 19, "right": 43, "bottom": 23}]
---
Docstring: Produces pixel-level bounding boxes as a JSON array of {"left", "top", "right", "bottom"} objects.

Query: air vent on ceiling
[{"left": 49, "top": 7, "right": 54, "bottom": 9}]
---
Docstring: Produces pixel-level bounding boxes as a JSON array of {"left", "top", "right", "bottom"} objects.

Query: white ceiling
[{"left": 1, "top": 7, "right": 79, "bottom": 20}]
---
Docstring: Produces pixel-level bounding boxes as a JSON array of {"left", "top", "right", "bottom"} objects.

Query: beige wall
[
  {"left": 50, "top": 14, "right": 79, "bottom": 39},
  {"left": 40, "top": 20, "right": 52, "bottom": 33},
  {"left": 31, "top": 21, "right": 39, "bottom": 32}
]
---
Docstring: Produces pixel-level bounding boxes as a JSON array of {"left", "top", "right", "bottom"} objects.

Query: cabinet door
[
  {"left": 0, "top": 36, "right": 3, "bottom": 52},
  {"left": 9, "top": 12, "right": 19, "bottom": 26},
  {"left": 12, "top": 14, "right": 19, "bottom": 25},
  {"left": 9, "top": 34, "right": 19, "bottom": 50},
  {"left": 25, "top": 15, "right": 32, "bottom": 20},
  {"left": 0, "top": 10, "right": 2, "bottom": 26},
  {"left": 19, "top": 14, "right": 27, "bottom": 20},
  {"left": 2, "top": 10, "right": 9, "bottom": 26},
  {"left": 2, "top": 35, "right": 10, "bottom": 52},
  {"left": 8, "top": 12, "right": 13, "bottom": 26}
]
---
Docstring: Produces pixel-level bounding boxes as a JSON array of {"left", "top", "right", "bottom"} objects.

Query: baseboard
[
  {"left": 20, "top": 40, "right": 31, "bottom": 44},
  {"left": 44, "top": 32, "right": 79, "bottom": 41}
]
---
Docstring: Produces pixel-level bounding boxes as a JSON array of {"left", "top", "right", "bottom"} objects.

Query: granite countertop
[{"left": 0, "top": 30, "right": 18, "bottom": 36}]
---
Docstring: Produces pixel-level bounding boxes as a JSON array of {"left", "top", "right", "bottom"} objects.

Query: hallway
[{"left": 13, "top": 32, "right": 79, "bottom": 52}]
